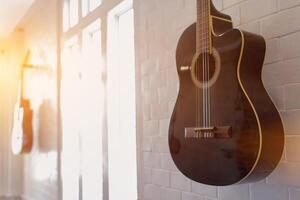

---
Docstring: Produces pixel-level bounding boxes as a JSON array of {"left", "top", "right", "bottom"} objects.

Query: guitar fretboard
[{"left": 197, "top": 0, "right": 210, "bottom": 53}]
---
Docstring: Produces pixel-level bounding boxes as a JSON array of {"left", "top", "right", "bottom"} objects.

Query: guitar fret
[
  {"left": 196, "top": 0, "right": 210, "bottom": 52},
  {"left": 196, "top": 0, "right": 210, "bottom": 49}
]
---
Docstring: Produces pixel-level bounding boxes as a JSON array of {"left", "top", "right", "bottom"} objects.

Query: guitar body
[
  {"left": 169, "top": 3, "right": 284, "bottom": 186},
  {"left": 11, "top": 94, "right": 33, "bottom": 154},
  {"left": 20, "top": 99, "right": 34, "bottom": 152}
]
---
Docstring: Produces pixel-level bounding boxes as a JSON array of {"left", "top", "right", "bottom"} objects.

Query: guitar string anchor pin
[{"left": 180, "top": 66, "right": 190, "bottom": 71}]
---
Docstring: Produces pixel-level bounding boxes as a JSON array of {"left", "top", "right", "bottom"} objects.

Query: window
[
  {"left": 107, "top": 1, "right": 137, "bottom": 199},
  {"left": 63, "top": 0, "right": 79, "bottom": 32},
  {"left": 61, "top": 0, "right": 136, "bottom": 199},
  {"left": 81, "top": 20, "right": 104, "bottom": 200},
  {"left": 82, "top": 0, "right": 102, "bottom": 17},
  {"left": 61, "top": 36, "right": 81, "bottom": 200},
  {"left": 62, "top": 21, "right": 104, "bottom": 200}
]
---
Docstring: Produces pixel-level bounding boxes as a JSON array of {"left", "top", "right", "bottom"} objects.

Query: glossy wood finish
[
  {"left": 21, "top": 99, "right": 33, "bottom": 153},
  {"left": 168, "top": 3, "right": 284, "bottom": 186}
]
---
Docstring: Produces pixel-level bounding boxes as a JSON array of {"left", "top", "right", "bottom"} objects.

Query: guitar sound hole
[
  {"left": 194, "top": 53, "right": 216, "bottom": 82},
  {"left": 191, "top": 48, "right": 221, "bottom": 89}
]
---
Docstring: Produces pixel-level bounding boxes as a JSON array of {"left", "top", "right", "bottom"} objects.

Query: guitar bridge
[{"left": 185, "top": 126, "right": 232, "bottom": 139}]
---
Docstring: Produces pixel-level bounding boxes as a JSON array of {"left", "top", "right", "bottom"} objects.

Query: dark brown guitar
[{"left": 169, "top": 0, "right": 284, "bottom": 186}]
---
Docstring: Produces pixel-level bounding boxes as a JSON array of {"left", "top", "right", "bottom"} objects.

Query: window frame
[{"left": 59, "top": 1, "right": 139, "bottom": 200}]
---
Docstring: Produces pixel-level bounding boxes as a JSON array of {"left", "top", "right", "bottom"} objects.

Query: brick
[
  {"left": 143, "top": 103, "right": 151, "bottom": 121},
  {"left": 205, "top": 198, "right": 218, "bottom": 200},
  {"left": 219, "top": 184, "right": 250, "bottom": 200},
  {"left": 286, "top": 136, "right": 300, "bottom": 162},
  {"left": 158, "top": 85, "right": 178, "bottom": 103},
  {"left": 241, "top": 0, "right": 277, "bottom": 23},
  {"left": 143, "top": 136, "right": 152, "bottom": 152},
  {"left": 268, "top": 162, "right": 300, "bottom": 187},
  {"left": 142, "top": 76, "right": 150, "bottom": 92},
  {"left": 152, "top": 169, "right": 170, "bottom": 187},
  {"left": 161, "top": 0, "right": 184, "bottom": 13},
  {"left": 168, "top": 7, "right": 196, "bottom": 31},
  {"left": 250, "top": 181, "right": 288, "bottom": 200},
  {"left": 261, "top": 6, "right": 300, "bottom": 39},
  {"left": 265, "top": 38, "right": 280, "bottom": 64},
  {"left": 138, "top": 0, "right": 156, "bottom": 17},
  {"left": 149, "top": 70, "right": 168, "bottom": 89},
  {"left": 279, "top": 31, "right": 300, "bottom": 61},
  {"left": 160, "top": 187, "right": 181, "bottom": 200},
  {"left": 240, "top": 21, "right": 261, "bottom": 34},
  {"left": 281, "top": 110, "right": 300, "bottom": 135},
  {"left": 144, "top": 184, "right": 161, "bottom": 200},
  {"left": 182, "top": 192, "right": 205, "bottom": 200},
  {"left": 212, "top": 0, "right": 223, "bottom": 11},
  {"left": 290, "top": 188, "right": 300, "bottom": 200},
  {"left": 223, "top": 4, "right": 241, "bottom": 26},
  {"left": 159, "top": 118, "right": 170, "bottom": 136},
  {"left": 171, "top": 172, "right": 192, "bottom": 192},
  {"left": 262, "top": 58, "right": 300, "bottom": 87},
  {"left": 144, "top": 168, "right": 152, "bottom": 184},
  {"left": 266, "top": 86, "right": 285, "bottom": 111},
  {"left": 150, "top": 102, "right": 169, "bottom": 119},
  {"left": 143, "top": 152, "right": 161, "bottom": 168},
  {"left": 167, "top": 67, "right": 179, "bottom": 87},
  {"left": 279, "top": 0, "right": 300, "bottom": 10},
  {"left": 143, "top": 120, "right": 159, "bottom": 136},
  {"left": 192, "top": 181, "right": 218, "bottom": 198},
  {"left": 161, "top": 153, "right": 178, "bottom": 171},
  {"left": 144, "top": 89, "right": 159, "bottom": 105},
  {"left": 158, "top": 51, "right": 174, "bottom": 70},
  {"left": 169, "top": 100, "right": 177, "bottom": 117},
  {"left": 141, "top": 59, "right": 159, "bottom": 76},
  {"left": 223, "top": 0, "right": 243, "bottom": 8},
  {"left": 285, "top": 84, "right": 300, "bottom": 110},
  {"left": 143, "top": 184, "right": 152, "bottom": 200},
  {"left": 152, "top": 136, "right": 169, "bottom": 153}
]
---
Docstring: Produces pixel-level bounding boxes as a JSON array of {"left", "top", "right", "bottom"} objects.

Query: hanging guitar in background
[
  {"left": 168, "top": 0, "right": 284, "bottom": 186},
  {"left": 11, "top": 53, "right": 34, "bottom": 155}
]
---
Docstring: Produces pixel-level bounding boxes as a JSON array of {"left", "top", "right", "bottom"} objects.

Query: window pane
[
  {"left": 82, "top": 0, "right": 101, "bottom": 17},
  {"left": 89, "top": 0, "right": 101, "bottom": 12},
  {"left": 63, "top": 1, "right": 69, "bottom": 32},
  {"left": 81, "top": 20, "right": 103, "bottom": 200},
  {"left": 63, "top": 0, "right": 79, "bottom": 31},
  {"left": 82, "top": 0, "right": 88, "bottom": 17},
  {"left": 69, "top": 0, "right": 79, "bottom": 27},
  {"left": 107, "top": 7, "right": 137, "bottom": 200},
  {"left": 61, "top": 37, "right": 81, "bottom": 200}
]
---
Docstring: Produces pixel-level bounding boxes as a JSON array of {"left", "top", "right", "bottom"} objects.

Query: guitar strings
[
  {"left": 207, "top": 0, "right": 211, "bottom": 130},
  {"left": 198, "top": 0, "right": 201, "bottom": 128},
  {"left": 204, "top": 0, "right": 207, "bottom": 130},
  {"left": 196, "top": 0, "right": 199, "bottom": 128},
  {"left": 207, "top": 0, "right": 211, "bottom": 129},
  {"left": 196, "top": 0, "right": 198, "bottom": 128},
  {"left": 197, "top": 0, "right": 211, "bottom": 130},
  {"left": 202, "top": 0, "right": 206, "bottom": 129}
]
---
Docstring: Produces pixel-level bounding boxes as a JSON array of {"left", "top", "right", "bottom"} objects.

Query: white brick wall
[{"left": 134, "top": 0, "right": 300, "bottom": 199}]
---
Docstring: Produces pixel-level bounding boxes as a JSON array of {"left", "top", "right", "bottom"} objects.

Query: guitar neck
[
  {"left": 20, "top": 66, "right": 25, "bottom": 101},
  {"left": 196, "top": 0, "right": 211, "bottom": 53}
]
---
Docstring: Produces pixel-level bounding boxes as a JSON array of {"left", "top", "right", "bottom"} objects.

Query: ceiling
[{"left": 0, "top": 0, "right": 35, "bottom": 37}]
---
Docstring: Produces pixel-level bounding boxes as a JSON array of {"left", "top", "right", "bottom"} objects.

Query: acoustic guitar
[
  {"left": 11, "top": 66, "right": 33, "bottom": 155},
  {"left": 169, "top": 0, "right": 284, "bottom": 186}
]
